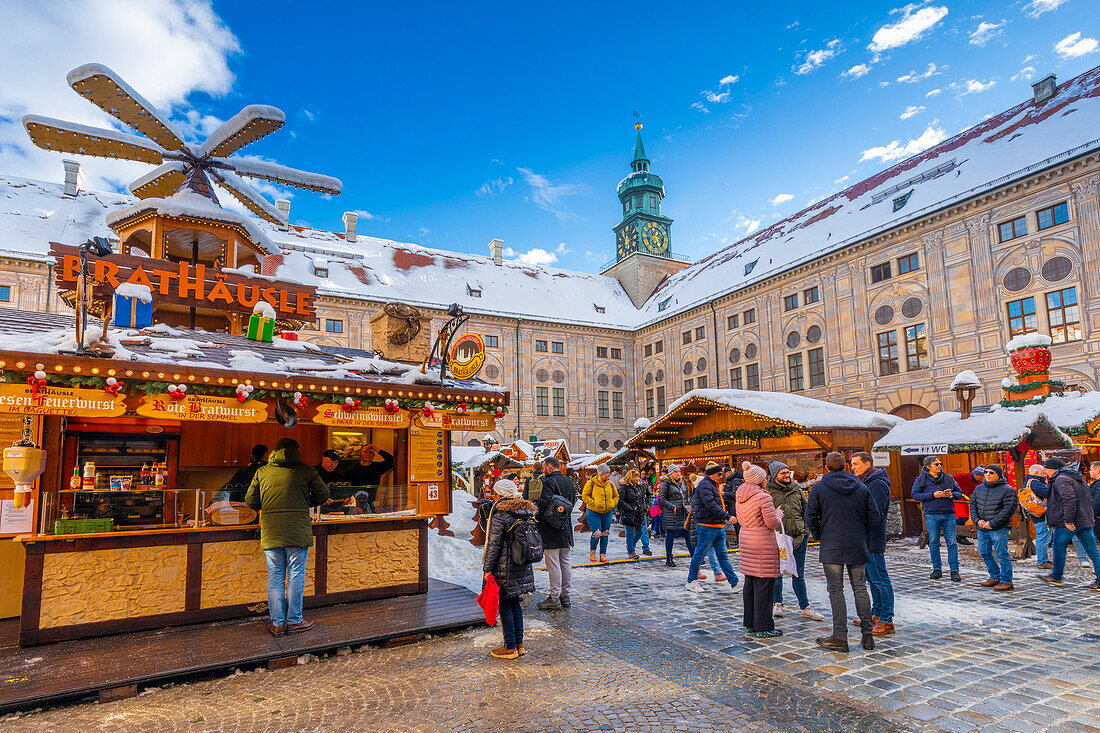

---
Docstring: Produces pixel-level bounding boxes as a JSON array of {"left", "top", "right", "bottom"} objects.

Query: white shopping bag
[{"left": 775, "top": 531, "right": 798, "bottom": 577}]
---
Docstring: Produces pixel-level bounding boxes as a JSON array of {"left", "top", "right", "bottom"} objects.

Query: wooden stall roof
[
  {"left": 0, "top": 308, "right": 508, "bottom": 404},
  {"left": 874, "top": 405, "right": 1077, "bottom": 454}
]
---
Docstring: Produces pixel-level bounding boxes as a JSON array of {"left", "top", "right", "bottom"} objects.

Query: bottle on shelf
[
  {"left": 82, "top": 461, "right": 95, "bottom": 490},
  {"left": 69, "top": 467, "right": 81, "bottom": 490},
  {"left": 155, "top": 462, "right": 166, "bottom": 487},
  {"left": 140, "top": 463, "right": 151, "bottom": 488}
]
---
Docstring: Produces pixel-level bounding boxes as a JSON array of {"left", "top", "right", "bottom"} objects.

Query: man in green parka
[{"left": 246, "top": 437, "right": 329, "bottom": 636}]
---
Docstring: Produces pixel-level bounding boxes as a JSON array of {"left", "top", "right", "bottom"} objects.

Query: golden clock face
[{"left": 642, "top": 221, "right": 668, "bottom": 254}]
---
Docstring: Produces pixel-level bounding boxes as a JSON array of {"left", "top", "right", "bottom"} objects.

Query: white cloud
[
  {"left": 795, "top": 39, "right": 841, "bottom": 75},
  {"left": 900, "top": 105, "right": 925, "bottom": 119},
  {"left": 869, "top": 5, "right": 949, "bottom": 53},
  {"left": 417, "top": 226, "right": 430, "bottom": 237},
  {"left": 0, "top": 0, "right": 240, "bottom": 192},
  {"left": 735, "top": 215, "right": 761, "bottom": 235},
  {"left": 951, "top": 78, "right": 997, "bottom": 96},
  {"left": 1054, "top": 32, "right": 1098, "bottom": 60},
  {"left": 834, "top": 175, "right": 851, "bottom": 185},
  {"left": 516, "top": 167, "right": 586, "bottom": 220},
  {"left": 476, "top": 176, "right": 513, "bottom": 197},
  {"left": 859, "top": 123, "right": 947, "bottom": 163},
  {"left": 896, "top": 62, "right": 945, "bottom": 84},
  {"left": 719, "top": 74, "right": 740, "bottom": 85},
  {"left": 555, "top": 242, "right": 570, "bottom": 255},
  {"left": 350, "top": 209, "right": 377, "bottom": 221},
  {"left": 1025, "top": 0, "right": 1069, "bottom": 18},
  {"left": 925, "top": 87, "right": 943, "bottom": 97},
  {"left": 503, "top": 247, "right": 558, "bottom": 266},
  {"left": 841, "top": 64, "right": 872, "bottom": 80},
  {"left": 584, "top": 250, "right": 602, "bottom": 263},
  {"left": 704, "top": 89, "right": 731, "bottom": 104},
  {"left": 1011, "top": 66, "right": 1037, "bottom": 82},
  {"left": 969, "top": 21, "right": 1005, "bottom": 46},
  {"left": 690, "top": 101, "right": 710, "bottom": 114},
  {"left": 768, "top": 193, "right": 794, "bottom": 205},
  {"left": 699, "top": 75, "right": 739, "bottom": 107}
]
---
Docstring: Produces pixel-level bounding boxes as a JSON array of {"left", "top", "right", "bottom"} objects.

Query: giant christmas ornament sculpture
[{"left": 1001, "top": 333, "right": 1063, "bottom": 405}]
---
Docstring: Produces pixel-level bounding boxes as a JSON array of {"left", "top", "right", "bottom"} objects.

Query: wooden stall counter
[{"left": 17, "top": 516, "right": 428, "bottom": 646}]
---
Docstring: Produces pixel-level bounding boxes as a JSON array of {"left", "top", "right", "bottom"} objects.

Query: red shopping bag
[{"left": 477, "top": 575, "right": 500, "bottom": 626}]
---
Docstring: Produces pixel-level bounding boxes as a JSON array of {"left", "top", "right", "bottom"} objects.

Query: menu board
[{"left": 408, "top": 424, "right": 446, "bottom": 483}]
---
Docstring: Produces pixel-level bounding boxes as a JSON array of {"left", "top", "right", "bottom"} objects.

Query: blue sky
[{"left": 2, "top": 0, "right": 1098, "bottom": 272}]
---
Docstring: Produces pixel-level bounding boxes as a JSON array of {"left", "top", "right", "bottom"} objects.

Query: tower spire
[{"left": 632, "top": 123, "right": 649, "bottom": 172}]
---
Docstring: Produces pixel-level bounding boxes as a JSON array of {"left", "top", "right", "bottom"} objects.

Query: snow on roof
[
  {"left": 449, "top": 446, "right": 485, "bottom": 468},
  {"left": 949, "top": 370, "right": 982, "bottom": 390},
  {"left": 567, "top": 452, "right": 611, "bottom": 470},
  {"left": 873, "top": 408, "right": 1073, "bottom": 452},
  {"left": 665, "top": 388, "right": 904, "bottom": 431},
  {"left": 633, "top": 66, "right": 1100, "bottom": 325},
  {"left": 1034, "top": 390, "right": 1100, "bottom": 433}
]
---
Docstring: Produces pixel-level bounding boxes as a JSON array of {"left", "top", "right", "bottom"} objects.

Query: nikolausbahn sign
[
  {"left": 50, "top": 243, "right": 317, "bottom": 321},
  {"left": 0, "top": 384, "right": 126, "bottom": 418}
]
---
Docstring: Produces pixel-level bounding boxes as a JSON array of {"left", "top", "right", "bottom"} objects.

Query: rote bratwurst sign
[
  {"left": 136, "top": 394, "right": 268, "bottom": 423},
  {"left": 50, "top": 243, "right": 317, "bottom": 321}
]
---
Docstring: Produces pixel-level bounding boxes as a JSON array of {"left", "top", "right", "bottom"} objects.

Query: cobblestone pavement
[{"left": 564, "top": 535, "right": 1100, "bottom": 733}]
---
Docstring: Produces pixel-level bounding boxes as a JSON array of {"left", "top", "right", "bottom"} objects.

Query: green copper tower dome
[{"left": 614, "top": 124, "right": 673, "bottom": 262}]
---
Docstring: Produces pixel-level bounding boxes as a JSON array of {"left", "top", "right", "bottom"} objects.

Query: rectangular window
[
  {"left": 552, "top": 387, "right": 566, "bottom": 417},
  {"left": 1006, "top": 297, "right": 1037, "bottom": 338},
  {"left": 1046, "top": 287, "right": 1081, "bottom": 343},
  {"left": 727, "top": 313, "right": 739, "bottom": 329},
  {"left": 594, "top": 305, "right": 605, "bottom": 314},
  {"left": 746, "top": 364, "right": 760, "bottom": 391},
  {"left": 314, "top": 266, "right": 328, "bottom": 278},
  {"left": 871, "top": 262, "right": 892, "bottom": 283},
  {"left": 325, "top": 319, "right": 343, "bottom": 333},
  {"left": 484, "top": 335, "right": 499, "bottom": 348},
  {"left": 610, "top": 347, "right": 622, "bottom": 359},
  {"left": 729, "top": 367, "right": 743, "bottom": 390},
  {"left": 803, "top": 287, "right": 820, "bottom": 304},
  {"left": 656, "top": 386, "right": 666, "bottom": 413},
  {"left": 877, "top": 331, "right": 899, "bottom": 375},
  {"left": 897, "top": 252, "right": 919, "bottom": 274},
  {"left": 743, "top": 308, "right": 756, "bottom": 325},
  {"left": 596, "top": 346, "right": 608, "bottom": 358},
  {"left": 682, "top": 330, "right": 692, "bottom": 344},
  {"left": 644, "top": 344, "right": 652, "bottom": 357},
  {"left": 783, "top": 294, "right": 799, "bottom": 311},
  {"left": 998, "top": 217, "right": 1027, "bottom": 242},
  {"left": 551, "top": 341, "right": 564, "bottom": 354},
  {"left": 808, "top": 347, "right": 825, "bottom": 387},
  {"left": 1036, "top": 202, "right": 1069, "bottom": 230},
  {"left": 467, "top": 286, "right": 482, "bottom": 298},
  {"left": 788, "top": 353, "right": 804, "bottom": 392},
  {"left": 634, "top": 194, "right": 643, "bottom": 208},
  {"left": 597, "top": 390, "right": 609, "bottom": 419},
  {"left": 0, "top": 286, "right": 10, "bottom": 302},
  {"left": 654, "top": 340, "right": 663, "bottom": 353},
  {"left": 905, "top": 324, "right": 927, "bottom": 371},
  {"left": 646, "top": 389, "right": 655, "bottom": 418},
  {"left": 695, "top": 326, "right": 706, "bottom": 340},
  {"left": 534, "top": 340, "right": 548, "bottom": 352},
  {"left": 649, "top": 195, "right": 657, "bottom": 208},
  {"left": 612, "top": 392, "right": 623, "bottom": 419},
  {"left": 683, "top": 379, "right": 694, "bottom": 392},
  {"left": 536, "top": 387, "right": 549, "bottom": 416},
  {"left": 696, "top": 375, "right": 707, "bottom": 389}
]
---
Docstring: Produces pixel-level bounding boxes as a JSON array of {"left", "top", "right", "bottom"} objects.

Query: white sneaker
[
  {"left": 686, "top": 580, "right": 708, "bottom": 593},
  {"left": 772, "top": 603, "right": 785, "bottom": 618},
  {"left": 801, "top": 606, "right": 825, "bottom": 621}
]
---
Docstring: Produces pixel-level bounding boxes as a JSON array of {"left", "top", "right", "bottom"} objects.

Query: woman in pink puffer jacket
[{"left": 736, "top": 461, "right": 784, "bottom": 638}]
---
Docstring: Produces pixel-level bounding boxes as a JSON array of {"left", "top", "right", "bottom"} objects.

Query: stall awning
[{"left": 873, "top": 407, "right": 1073, "bottom": 454}]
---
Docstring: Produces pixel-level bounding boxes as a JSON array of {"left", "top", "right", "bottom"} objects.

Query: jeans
[
  {"left": 651, "top": 513, "right": 662, "bottom": 535},
  {"left": 499, "top": 595, "right": 523, "bottom": 648},
  {"left": 543, "top": 547, "right": 572, "bottom": 599},
  {"left": 586, "top": 509, "right": 614, "bottom": 553},
  {"left": 822, "top": 563, "right": 872, "bottom": 639},
  {"left": 688, "top": 525, "right": 739, "bottom": 586},
  {"left": 977, "top": 528, "right": 1013, "bottom": 584},
  {"left": 626, "top": 525, "right": 650, "bottom": 554},
  {"left": 924, "top": 512, "right": 959, "bottom": 572},
  {"left": 1035, "top": 519, "right": 1052, "bottom": 564},
  {"left": 865, "top": 552, "right": 894, "bottom": 623},
  {"left": 665, "top": 527, "right": 694, "bottom": 559},
  {"left": 773, "top": 540, "right": 810, "bottom": 609},
  {"left": 1052, "top": 526, "right": 1100, "bottom": 583},
  {"left": 264, "top": 546, "right": 309, "bottom": 626}
]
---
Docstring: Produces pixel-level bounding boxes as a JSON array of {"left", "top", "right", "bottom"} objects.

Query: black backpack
[{"left": 508, "top": 515, "right": 545, "bottom": 565}]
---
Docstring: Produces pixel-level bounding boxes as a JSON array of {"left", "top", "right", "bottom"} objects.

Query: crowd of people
[{"left": 480, "top": 450, "right": 1100, "bottom": 659}]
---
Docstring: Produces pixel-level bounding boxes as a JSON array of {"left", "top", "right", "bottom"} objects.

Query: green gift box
[{"left": 247, "top": 313, "right": 275, "bottom": 342}]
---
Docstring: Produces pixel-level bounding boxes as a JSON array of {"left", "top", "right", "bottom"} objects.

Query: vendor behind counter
[{"left": 315, "top": 444, "right": 395, "bottom": 512}]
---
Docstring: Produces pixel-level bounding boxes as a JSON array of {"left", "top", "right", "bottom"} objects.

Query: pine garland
[
  {"left": 654, "top": 425, "right": 796, "bottom": 450},
  {"left": 1002, "top": 379, "right": 1065, "bottom": 394}
]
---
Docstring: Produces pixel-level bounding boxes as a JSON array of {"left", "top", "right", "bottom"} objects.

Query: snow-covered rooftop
[
  {"left": 873, "top": 407, "right": 1073, "bottom": 452},
  {"left": 661, "top": 388, "right": 904, "bottom": 432}
]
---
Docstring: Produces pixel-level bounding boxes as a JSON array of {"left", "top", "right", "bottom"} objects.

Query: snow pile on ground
[{"left": 427, "top": 490, "right": 484, "bottom": 592}]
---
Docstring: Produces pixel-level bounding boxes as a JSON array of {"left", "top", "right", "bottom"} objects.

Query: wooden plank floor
[{"left": 0, "top": 579, "right": 484, "bottom": 713}]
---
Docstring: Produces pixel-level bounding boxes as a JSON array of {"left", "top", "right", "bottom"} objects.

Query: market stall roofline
[
  {"left": 872, "top": 409, "right": 1072, "bottom": 453},
  {"left": 0, "top": 349, "right": 509, "bottom": 404}
]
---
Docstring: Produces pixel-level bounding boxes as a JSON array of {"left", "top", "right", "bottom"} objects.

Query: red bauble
[{"left": 1011, "top": 345, "right": 1051, "bottom": 376}]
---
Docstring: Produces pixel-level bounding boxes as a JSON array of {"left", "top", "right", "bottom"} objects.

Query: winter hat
[
  {"left": 667, "top": 464, "right": 682, "bottom": 474},
  {"left": 705, "top": 461, "right": 722, "bottom": 476},
  {"left": 597, "top": 463, "right": 611, "bottom": 475},
  {"left": 971, "top": 465, "right": 986, "bottom": 481},
  {"left": 493, "top": 478, "right": 521, "bottom": 498},
  {"left": 353, "top": 491, "right": 371, "bottom": 512},
  {"left": 1043, "top": 457, "right": 1065, "bottom": 470},
  {"left": 742, "top": 461, "right": 767, "bottom": 487},
  {"left": 768, "top": 460, "right": 789, "bottom": 479},
  {"left": 984, "top": 464, "right": 1005, "bottom": 480}
]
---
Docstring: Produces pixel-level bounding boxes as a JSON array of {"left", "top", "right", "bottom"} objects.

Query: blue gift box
[{"left": 113, "top": 292, "right": 153, "bottom": 328}]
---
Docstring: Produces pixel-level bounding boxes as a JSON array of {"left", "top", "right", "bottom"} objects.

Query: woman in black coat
[
  {"left": 483, "top": 479, "right": 537, "bottom": 659},
  {"left": 618, "top": 468, "right": 652, "bottom": 559}
]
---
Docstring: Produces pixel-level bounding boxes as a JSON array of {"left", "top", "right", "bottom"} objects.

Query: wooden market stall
[
  {"left": 627, "top": 389, "right": 910, "bottom": 530},
  {"left": 0, "top": 309, "right": 507, "bottom": 647}
]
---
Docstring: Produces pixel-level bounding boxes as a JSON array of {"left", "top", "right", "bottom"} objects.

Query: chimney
[
  {"left": 488, "top": 238, "right": 503, "bottom": 266},
  {"left": 342, "top": 211, "right": 358, "bottom": 243},
  {"left": 274, "top": 199, "right": 291, "bottom": 230},
  {"left": 1031, "top": 74, "right": 1057, "bottom": 106},
  {"left": 62, "top": 160, "right": 84, "bottom": 197}
]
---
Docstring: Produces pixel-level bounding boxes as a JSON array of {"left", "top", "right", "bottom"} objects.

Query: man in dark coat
[
  {"left": 970, "top": 465, "right": 1018, "bottom": 591},
  {"left": 341, "top": 444, "right": 394, "bottom": 511},
  {"left": 685, "top": 463, "right": 740, "bottom": 592},
  {"left": 911, "top": 455, "right": 964, "bottom": 581},
  {"left": 245, "top": 438, "right": 329, "bottom": 636},
  {"left": 851, "top": 452, "right": 894, "bottom": 635},
  {"left": 222, "top": 444, "right": 268, "bottom": 502},
  {"left": 535, "top": 456, "right": 576, "bottom": 610},
  {"left": 805, "top": 452, "right": 881, "bottom": 653},
  {"left": 1039, "top": 458, "right": 1100, "bottom": 590}
]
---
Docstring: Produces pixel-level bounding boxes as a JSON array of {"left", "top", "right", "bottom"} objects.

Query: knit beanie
[
  {"left": 705, "top": 461, "right": 722, "bottom": 476},
  {"left": 768, "top": 460, "right": 789, "bottom": 479},
  {"left": 984, "top": 464, "right": 1004, "bottom": 480},
  {"left": 742, "top": 461, "right": 767, "bottom": 487},
  {"left": 971, "top": 465, "right": 985, "bottom": 481},
  {"left": 597, "top": 463, "right": 611, "bottom": 476},
  {"left": 493, "top": 479, "right": 521, "bottom": 498},
  {"left": 1043, "top": 457, "right": 1064, "bottom": 470}
]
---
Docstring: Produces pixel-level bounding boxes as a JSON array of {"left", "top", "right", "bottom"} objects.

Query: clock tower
[{"left": 603, "top": 124, "right": 688, "bottom": 307}]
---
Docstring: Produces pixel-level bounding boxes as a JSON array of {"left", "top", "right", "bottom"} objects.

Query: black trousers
[{"left": 743, "top": 575, "right": 776, "bottom": 632}]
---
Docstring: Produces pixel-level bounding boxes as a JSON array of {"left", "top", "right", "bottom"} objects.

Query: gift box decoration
[
  {"left": 247, "top": 312, "right": 275, "bottom": 342},
  {"left": 113, "top": 292, "right": 153, "bottom": 328}
]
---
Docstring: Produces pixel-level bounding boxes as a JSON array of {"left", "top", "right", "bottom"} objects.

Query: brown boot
[
  {"left": 516, "top": 644, "right": 526, "bottom": 656},
  {"left": 980, "top": 579, "right": 998, "bottom": 587},
  {"left": 599, "top": 554, "right": 609, "bottom": 564},
  {"left": 994, "top": 583, "right": 1014, "bottom": 591},
  {"left": 491, "top": 646, "right": 519, "bottom": 659},
  {"left": 285, "top": 620, "right": 314, "bottom": 634},
  {"left": 268, "top": 623, "right": 286, "bottom": 636},
  {"left": 815, "top": 636, "right": 849, "bottom": 652},
  {"left": 852, "top": 616, "right": 878, "bottom": 628},
  {"left": 872, "top": 621, "right": 895, "bottom": 635},
  {"left": 861, "top": 634, "right": 875, "bottom": 650}
]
